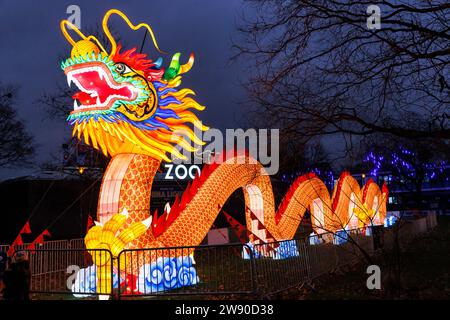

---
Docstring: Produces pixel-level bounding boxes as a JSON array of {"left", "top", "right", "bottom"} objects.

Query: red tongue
[{"left": 72, "top": 92, "right": 96, "bottom": 105}]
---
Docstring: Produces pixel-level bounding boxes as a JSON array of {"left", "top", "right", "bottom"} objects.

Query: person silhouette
[{"left": 3, "top": 251, "right": 31, "bottom": 300}]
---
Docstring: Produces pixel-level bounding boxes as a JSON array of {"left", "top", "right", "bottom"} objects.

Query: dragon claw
[{"left": 84, "top": 210, "right": 152, "bottom": 296}]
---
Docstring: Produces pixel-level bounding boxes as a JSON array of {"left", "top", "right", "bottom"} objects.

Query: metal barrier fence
[
  {"left": 11, "top": 249, "right": 111, "bottom": 298},
  {"left": 251, "top": 240, "right": 310, "bottom": 295},
  {"left": 381, "top": 214, "right": 437, "bottom": 250},
  {"left": 0, "top": 238, "right": 85, "bottom": 254},
  {"left": 69, "top": 238, "right": 86, "bottom": 249},
  {"left": 250, "top": 230, "right": 375, "bottom": 295},
  {"left": 6, "top": 213, "right": 438, "bottom": 299},
  {"left": 117, "top": 243, "right": 256, "bottom": 298}
]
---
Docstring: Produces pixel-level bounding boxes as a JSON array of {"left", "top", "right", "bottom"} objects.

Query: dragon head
[{"left": 60, "top": 9, "right": 207, "bottom": 161}]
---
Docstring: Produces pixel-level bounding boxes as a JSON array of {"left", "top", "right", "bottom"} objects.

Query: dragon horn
[
  {"left": 169, "top": 53, "right": 181, "bottom": 71},
  {"left": 163, "top": 53, "right": 195, "bottom": 81},
  {"left": 163, "top": 53, "right": 180, "bottom": 81},
  {"left": 179, "top": 53, "right": 195, "bottom": 75},
  {"left": 154, "top": 57, "right": 163, "bottom": 69}
]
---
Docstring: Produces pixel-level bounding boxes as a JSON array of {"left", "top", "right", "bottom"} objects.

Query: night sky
[{"left": 0, "top": 0, "right": 250, "bottom": 179}]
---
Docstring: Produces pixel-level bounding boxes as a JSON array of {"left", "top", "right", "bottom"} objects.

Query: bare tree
[
  {"left": 0, "top": 84, "right": 35, "bottom": 167},
  {"left": 234, "top": 0, "right": 450, "bottom": 146}
]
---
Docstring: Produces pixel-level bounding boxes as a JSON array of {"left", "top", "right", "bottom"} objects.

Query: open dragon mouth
[{"left": 65, "top": 62, "right": 139, "bottom": 113}]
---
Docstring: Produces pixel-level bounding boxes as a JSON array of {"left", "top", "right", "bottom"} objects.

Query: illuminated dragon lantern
[{"left": 60, "top": 9, "right": 388, "bottom": 296}]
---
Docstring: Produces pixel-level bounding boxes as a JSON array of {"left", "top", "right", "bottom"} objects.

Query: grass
[{"left": 276, "top": 217, "right": 450, "bottom": 299}]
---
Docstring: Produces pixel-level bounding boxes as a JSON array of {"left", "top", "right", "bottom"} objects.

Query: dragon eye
[{"left": 115, "top": 63, "right": 132, "bottom": 75}]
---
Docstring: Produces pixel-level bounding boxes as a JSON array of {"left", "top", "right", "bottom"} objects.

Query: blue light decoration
[
  {"left": 71, "top": 265, "right": 123, "bottom": 297},
  {"left": 242, "top": 243, "right": 261, "bottom": 259},
  {"left": 364, "top": 147, "right": 448, "bottom": 181},
  {"left": 281, "top": 168, "right": 335, "bottom": 189},
  {"left": 384, "top": 215, "right": 398, "bottom": 227},
  {"left": 71, "top": 265, "right": 97, "bottom": 298},
  {"left": 364, "top": 152, "right": 384, "bottom": 177},
  {"left": 273, "top": 240, "right": 300, "bottom": 260},
  {"left": 137, "top": 256, "right": 199, "bottom": 294},
  {"left": 333, "top": 229, "right": 349, "bottom": 245},
  {"left": 71, "top": 258, "right": 199, "bottom": 297},
  {"left": 309, "top": 232, "right": 323, "bottom": 245},
  {"left": 242, "top": 240, "right": 300, "bottom": 260}
]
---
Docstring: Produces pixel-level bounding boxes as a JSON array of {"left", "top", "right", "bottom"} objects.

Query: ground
[{"left": 274, "top": 217, "right": 450, "bottom": 300}]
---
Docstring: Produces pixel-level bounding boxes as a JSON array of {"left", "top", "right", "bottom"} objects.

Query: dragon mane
[{"left": 62, "top": 10, "right": 207, "bottom": 162}]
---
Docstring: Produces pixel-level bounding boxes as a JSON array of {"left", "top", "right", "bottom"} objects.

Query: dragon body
[{"left": 60, "top": 10, "right": 388, "bottom": 296}]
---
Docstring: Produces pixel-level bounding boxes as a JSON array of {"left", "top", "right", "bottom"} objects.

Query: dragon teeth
[
  {"left": 74, "top": 100, "right": 79, "bottom": 110},
  {"left": 67, "top": 74, "right": 73, "bottom": 87}
]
